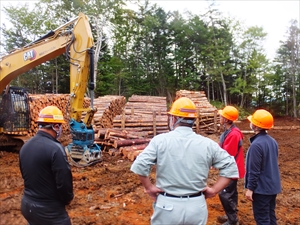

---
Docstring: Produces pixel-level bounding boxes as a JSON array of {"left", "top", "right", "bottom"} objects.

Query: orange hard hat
[
  {"left": 218, "top": 106, "right": 239, "bottom": 121},
  {"left": 247, "top": 109, "right": 273, "bottom": 129},
  {"left": 36, "top": 106, "right": 66, "bottom": 124},
  {"left": 168, "top": 97, "right": 197, "bottom": 118}
]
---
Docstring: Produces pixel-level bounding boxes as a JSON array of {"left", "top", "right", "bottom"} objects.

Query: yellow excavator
[{"left": 0, "top": 12, "right": 101, "bottom": 166}]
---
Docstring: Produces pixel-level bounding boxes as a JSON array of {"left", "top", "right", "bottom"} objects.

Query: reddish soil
[{"left": 0, "top": 117, "right": 299, "bottom": 225}]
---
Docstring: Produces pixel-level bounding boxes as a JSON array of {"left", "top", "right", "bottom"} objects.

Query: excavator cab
[
  {"left": 0, "top": 87, "right": 31, "bottom": 150},
  {"left": 0, "top": 87, "right": 30, "bottom": 132}
]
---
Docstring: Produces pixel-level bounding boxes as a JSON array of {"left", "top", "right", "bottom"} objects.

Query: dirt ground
[{"left": 0, "top": 116, "right": 299, "bottom": 225}]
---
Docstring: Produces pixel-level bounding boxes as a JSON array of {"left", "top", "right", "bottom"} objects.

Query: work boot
[
  {"left": 217, "top": 215, "right": 228, "bottom": 223},
  {"left": 222, "top": 221, "right": 239, "bottom": 225}
]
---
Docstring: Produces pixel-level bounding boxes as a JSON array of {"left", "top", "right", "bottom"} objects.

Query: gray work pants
[{"left": 151, "top": 193, "right": 207, "bottom": 225}]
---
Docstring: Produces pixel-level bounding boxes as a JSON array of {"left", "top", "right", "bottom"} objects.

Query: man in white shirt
[{"left": 130, "top": 97, "right": 238, "bottom": 225}]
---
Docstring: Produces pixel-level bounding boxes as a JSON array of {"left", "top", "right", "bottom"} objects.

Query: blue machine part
[
  {"left": 66, "top": 118, "right": 102, "bottom": 166},
  {"left": 69, "top": 118, "right": 96, "bottom": 146}
]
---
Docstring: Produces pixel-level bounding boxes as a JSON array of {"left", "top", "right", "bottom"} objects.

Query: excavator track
[{"left": 0, "top": 134, "right": 31, "bottom": 151}]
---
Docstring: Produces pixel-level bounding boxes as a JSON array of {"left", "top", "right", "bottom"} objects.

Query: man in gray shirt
[{"left": 130, "top": 97, "right": 239, "bottom": 225}]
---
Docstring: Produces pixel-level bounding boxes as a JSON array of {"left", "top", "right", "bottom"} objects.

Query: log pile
[
  {"left": 112, "top": 95, "right": 168, "bottom": 136},
  {"left": 96, "top": 92, "right": 219, "bottom": 161},
  {"left": 4, "top": 94, "right": 126, "bottom": 147},
  {"left": 1, "top": 94, "right": 77, "bottom": 146},
  {"left": 25, "top": 94, "right": 72, "bottom": 137},
  {"left": 95, "top": 95, "right": 169, "bottom": 161},
  {"left": 4, "top": 93, "right": 94, "bottom": 138},
  {"left": 94, "top": 128, "right": 152, "bottom": 161},
  {"left": 175, "top": 90, "right": 218, "bottom": 134},
  {"left": 90, "top": 95, "right": 127, "bottom": 130},
  {"left": 4, "top": 90, "right": 219, "bottom": 161}
]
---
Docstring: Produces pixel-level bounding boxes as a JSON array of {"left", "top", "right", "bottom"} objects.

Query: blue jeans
[{"left": 252, "top": 193, "right": 277, "bottom": 225}]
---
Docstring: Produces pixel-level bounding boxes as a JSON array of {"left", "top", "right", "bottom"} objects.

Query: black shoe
[
  {"left": 217, "top": 215, "right": 228, "bottom": 223},
  {"left": 222, "top": 221, "right": 239, "bottom": 225}
]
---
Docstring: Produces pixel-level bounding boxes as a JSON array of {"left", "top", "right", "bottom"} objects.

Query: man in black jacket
[{"left": 19, "top": 106, "right": 74, "bottom": 225}]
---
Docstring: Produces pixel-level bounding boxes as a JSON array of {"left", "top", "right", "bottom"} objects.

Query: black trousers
[
  {"left": 218, "top": 179, "right": 238, "bottom": 224},
  {"left": 252, "top": 193, "right": 277, "bottom": 225},
  {"left": 21, "top": 195, "right": 71, "bottom": 225}
]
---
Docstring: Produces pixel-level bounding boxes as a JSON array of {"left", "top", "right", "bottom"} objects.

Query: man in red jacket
[{"left": 217, "top": 106, "right": 245, "bottom": 225}]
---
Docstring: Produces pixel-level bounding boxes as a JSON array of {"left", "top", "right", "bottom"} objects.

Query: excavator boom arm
[
  {"left": 0, "top": 13, "right": 101, "bottom": 166},
  {"left": 69, "top": 13, "right": 96, "bottom": 124},
  {"left": 0, "top": 15, "right": 80, "bottom": 91},
  {"left": 0, "top": 32, "right": 72, "bottom": 91}
]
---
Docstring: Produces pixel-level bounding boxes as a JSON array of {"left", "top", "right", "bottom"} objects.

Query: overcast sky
[
  {"left": 150, "top": 0, "right": 300, "bottom": 59},
  {"left": 1, "top": 0, "right": 299, "bottom": 59}
]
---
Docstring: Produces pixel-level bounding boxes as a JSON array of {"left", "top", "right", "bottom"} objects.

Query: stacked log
[
  {"left": 94, "top": 128, "right": 151, "bottom": 161},
  {"left": 4, "top": 94, "right": 126, "bottom": 147},
  {"left": 98, "top": 92, "right": 217, "bottom": 161},
  {"left": 175, "top": 90, "right": 218, "bottom": 134},
  {"left": 88, "top": 95, "right": 127, "bottom": 130},
  {"left": 27, "top": 94, "right": 126, "bottom": 137},
  {"left": 95, "top": 95, "right": 169, "bottom": 161},
  {"left": 4, "top": 91, "right": 218, "bottom": 161},
  {"left": 113, "top": 95, "right": 169, "bottom": 136},
  {"left": 1, "top": 94, "right": 76, "bottom": 146},
  {"left": 26, "top": 94, "right": 72, "bottom": 137}
]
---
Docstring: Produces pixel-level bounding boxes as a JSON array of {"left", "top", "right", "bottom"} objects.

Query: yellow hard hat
[
  {"left": 168, "top": 97, "right": 197, "bottom": 118},
  {"left": 218, "top": 106, "right": 239, "bottom": 121},
  {"left": 36, "top": 106, "right": 66, "bottom": 124},
  {"left": 247, "top": 109, "right": 273, "bottom": 129}
]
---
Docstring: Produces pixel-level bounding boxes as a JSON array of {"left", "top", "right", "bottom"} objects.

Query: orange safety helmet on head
[
  {"left": 218, "top": 106, "right": 239, "bottom": 121},
  {"left": 168, "top": 97, "right": 197, "bottom": 118},
  {"left": 36, "top": 106, "right": 66, "bottom": 124},
  {"left": 247, "top": 109, "right": 273, "bottom": 129}
]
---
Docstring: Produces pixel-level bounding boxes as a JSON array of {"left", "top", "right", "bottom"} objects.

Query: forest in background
[{"left": 0, "top": 0, "right": 299, "bottom": 117}]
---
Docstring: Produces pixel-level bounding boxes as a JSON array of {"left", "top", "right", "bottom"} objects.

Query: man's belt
[{"left": 160, "top": 192, "right": 202, "bottom": 198}]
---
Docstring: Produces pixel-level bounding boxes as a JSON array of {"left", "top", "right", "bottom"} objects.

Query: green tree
[
  {"left": 273, "top": 20, "right": 300, "bottom": 117},
  {"left": 202, "top": 8, "right": 235, "bottom": 105},
  {"left": 0, "top": 3, "right": 67, "bottom": 93},
  {"left": 233, "top": 26, "right": 268, "bottom": 108}
]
